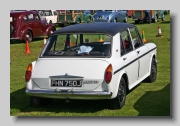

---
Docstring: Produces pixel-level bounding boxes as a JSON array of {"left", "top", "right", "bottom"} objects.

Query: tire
[
  {"left": 30, "top": 96, "right": 52, "bottom": 107},
  {"left": 24, "top": 30, "right": 32, "bottom": 42},
  {"left": 124, "top": 17, "right": 127, "bottom": 23},
  {"left": 109, "top": 77, "right": 126, "bottom": 110},
  {"left": 147, "top": 58, "right": 157, "bottom": 83},
  {"left": 48, "top": 27, "right": 56, "bottom": 38},
  {"left": 10, "top": 24, "right": 14, "bottom": 36},
  {"left": 50, "top": 27, "right": 56, "bottom": 34},
  {"left": 134, "top": 20, "right": 139, "bottom": 24},
  {"left": 77, "top": 18, "right": 81, "bottom": 24}
]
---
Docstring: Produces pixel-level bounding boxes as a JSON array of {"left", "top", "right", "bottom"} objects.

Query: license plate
[{"left": 51, "top": 80, "right": 82, "bottom": 87}]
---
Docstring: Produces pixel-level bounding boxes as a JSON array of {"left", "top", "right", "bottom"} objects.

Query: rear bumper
[{"left": 26, "top": 89, "right": 112, "bottom": 100}]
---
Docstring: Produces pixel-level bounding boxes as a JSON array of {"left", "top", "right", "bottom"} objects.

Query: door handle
[
  {"left": 137, "top": 51, "right": 140, "bottom": 54},
  {"left": 123, "top": 57, "right": 127, "bottom": 60}
]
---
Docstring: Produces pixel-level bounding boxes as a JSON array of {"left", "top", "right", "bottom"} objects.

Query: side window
[
  {"left": 28, "top": 14, "right": 34, "bottom": 21},
  {"left": 129, "top": 27, "right": 143, "bottom": 49},
  {"left": 120, "top": 36, "right": 125, "bottom": 56},
  {"left": 23, "top": 16, "right": 28, "bottom": 22},
  {"left": 120, "top": 30, "right": 133, "bottom": 54},
  {"left": 53, "top": 11, "right": 57, "bottom": 16},
  {"left": 35, "top": 14, "right": 40, "bottom": 20}
]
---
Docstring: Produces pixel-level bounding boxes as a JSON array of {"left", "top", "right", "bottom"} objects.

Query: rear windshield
[{"left": 41, "top": 33, "right": 112, "bottom": 58}]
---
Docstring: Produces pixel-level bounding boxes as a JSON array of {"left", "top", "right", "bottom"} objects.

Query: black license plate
[{"left": 51, "top": 80, "right": 82, "bottom": 87}]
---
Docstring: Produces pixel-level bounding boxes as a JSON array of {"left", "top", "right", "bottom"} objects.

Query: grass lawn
[{"left": 10, "top": 14, "right": 170, "bottom": 116}]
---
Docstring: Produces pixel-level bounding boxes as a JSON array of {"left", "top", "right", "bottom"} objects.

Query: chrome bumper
[{"left": 26, "top": 89, "right": 112, "bottom": 100}]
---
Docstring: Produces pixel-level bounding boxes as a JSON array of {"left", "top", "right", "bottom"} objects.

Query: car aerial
[
  {"left": 25, "top": 22, "right": 158, "bottom": 109},
  {"left": 93, "top": 10, "right": 128, "bottom": 23},
  {"left": 10, "top": 10, "right": 56, "bottom": 42}
]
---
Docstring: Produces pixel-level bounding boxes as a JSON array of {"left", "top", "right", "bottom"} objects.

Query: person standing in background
[{"left": 142, "top": 10, "right": 151, "bottom": 24}]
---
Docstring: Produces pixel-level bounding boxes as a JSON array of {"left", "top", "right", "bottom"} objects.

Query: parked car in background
[
  {"left": 25, "top": 22, "right": 158, "bottom": 109},
  {"left": 132, "top": 10, "right": 165, "bottom": 24},
  {"left": 127, "top": 10, "right": 133, "bottom": 18},
  {"left": 10, "top": 10, "right": 56, "bottom": 42},
  {"left": 93, "top": 10, "right": 128, "bottom": 23},
  {"left": 38, "top": 10, "right": 58, "bottom": 24},
  {"left": 56, "top": 10, "right": 92, "bottom": 27}
]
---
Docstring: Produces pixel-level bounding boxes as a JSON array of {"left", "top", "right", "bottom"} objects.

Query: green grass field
[{"left": 10, "top": 14, "right": 170, "bottom": 116}]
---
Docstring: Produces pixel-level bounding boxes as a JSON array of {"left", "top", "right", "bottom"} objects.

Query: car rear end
[{"left": 25, "top": 33, "right": 113, "bottom": 100}]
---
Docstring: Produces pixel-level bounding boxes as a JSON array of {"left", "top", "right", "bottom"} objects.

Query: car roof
[
  {"left": 52, "top": 23, "right": 135, "bottom": 36},
  {"left": 10, "top": 11, "right": 37, "bottom": 17}
]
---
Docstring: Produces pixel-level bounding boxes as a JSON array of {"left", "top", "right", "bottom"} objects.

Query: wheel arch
[
  {"left": 148, "top": 53, "right": 156, "bottom": 74},
  {"left": 21, "top": 29, "right": 33, "bottom": 41},
  {"left": 112, "top": 70, "right": 129, "bottom": 98}
]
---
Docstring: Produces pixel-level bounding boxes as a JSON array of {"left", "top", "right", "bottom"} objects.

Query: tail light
[
  {"left": 25, "top": 63, "right": 32, "bottom": 82},
  {"left": 105, "top": 64, "right": 113, "bottom": 84}
]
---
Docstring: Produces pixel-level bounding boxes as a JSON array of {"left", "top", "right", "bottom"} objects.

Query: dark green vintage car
[{"left": 56, "top": 10, "right": 92, "bottom": 27}]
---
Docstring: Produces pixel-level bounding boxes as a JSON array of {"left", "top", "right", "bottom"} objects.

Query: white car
[
  {"left": 39, "top": 10, "right": 58, "bottom": 24},
  {"left": 25, "top": 23, "right": 158, "bottom": 109}
]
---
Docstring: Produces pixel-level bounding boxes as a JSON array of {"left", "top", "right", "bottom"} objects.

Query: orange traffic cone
[
  {"left": 142, "top": 31, "right": 147, "bottom": 43},
  {"left": 156, "top": 26, "right": 163, "bottom": 37},
  {"left": 42, "top": 36, "right": 47, "bottom": 47},
  {"left": 25, "top": 40, "right": 31, "bottom": 54},
  {"left": 64, "top": 40, "right": 73, "bottom": 47}
]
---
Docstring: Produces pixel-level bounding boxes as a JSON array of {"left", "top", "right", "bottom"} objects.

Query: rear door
[
  {"left": 34, "top": 13, "right": 43, "bottom": 36},
  {"left": 129, "top": 27, "right": 150, "bottom": 80},
  {"left": 120, "top": 29, "right": 139, "bottom": 89}
]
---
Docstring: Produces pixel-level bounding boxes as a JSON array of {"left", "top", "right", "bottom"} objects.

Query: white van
[{"left": 40, "top": 10, "right": 58, "bottom": 24}]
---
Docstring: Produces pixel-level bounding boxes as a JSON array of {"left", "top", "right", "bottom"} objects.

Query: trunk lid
[{"left": 31, "top": 58, "right": 110, "bottom": 90}]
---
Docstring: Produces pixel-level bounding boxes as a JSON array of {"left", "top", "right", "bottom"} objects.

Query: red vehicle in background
[
  {"left": 10, "top": 10, "right": 56, "bottom": 42},
  {"left": 127, "top": 10, "right": 133, "bottom": 18}
]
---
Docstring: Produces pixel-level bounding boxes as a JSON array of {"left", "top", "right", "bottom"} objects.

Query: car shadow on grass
[
  {"left": 10, "top": 87, "right": 110, "bottom": 115},
  {"left": 133, "top": 83, "right": 170, "bottom": 116},
  {"left": 10, "top": 37, "right": 44, "bottom": 44},
  {"left": 160, "top": 21, "right": 170, "bottom": 24}
]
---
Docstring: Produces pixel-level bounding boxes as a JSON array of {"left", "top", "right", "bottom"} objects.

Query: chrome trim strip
[{"left": 26, "top": 89, "right": 112, "bottom": 99}]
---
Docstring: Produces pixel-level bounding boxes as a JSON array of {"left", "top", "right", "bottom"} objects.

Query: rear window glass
[{"left": 41, "top": 34, "right": 112, "bottom": 58}]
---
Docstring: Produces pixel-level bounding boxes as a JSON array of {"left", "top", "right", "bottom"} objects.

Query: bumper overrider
[{"left": 26, "top": 89, "right": 112, "bottom": 100}]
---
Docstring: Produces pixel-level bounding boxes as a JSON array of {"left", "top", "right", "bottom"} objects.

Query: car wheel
[
  {"left": 10, "top": 24, "right": 14, "bottom": 36},
  {"left": 30, "top": 96, "right": 52, "bottom": 107},
  {"left": 50, "top": 27, "right": 56, "bottom": 34},
  {"left": 147, "top": 58, "right": 157, "bottom": 83},
  {"left": 109, "top": 77, "right": 126, "bottom": 110},
  {"left": 48, "top": 27, "right": 56, "bottom": 38},
  {"left": 134, "top": 20, "right": 139, "bottom": 24},
  {"left": 77, "top": 18, "right": 81, "bottom": 24},
  {"left": 124, "top": 17, "right": 127, "bottom": 23},
  {"left": 24, "top": 30, "right": 32, "bottom": 42}
]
